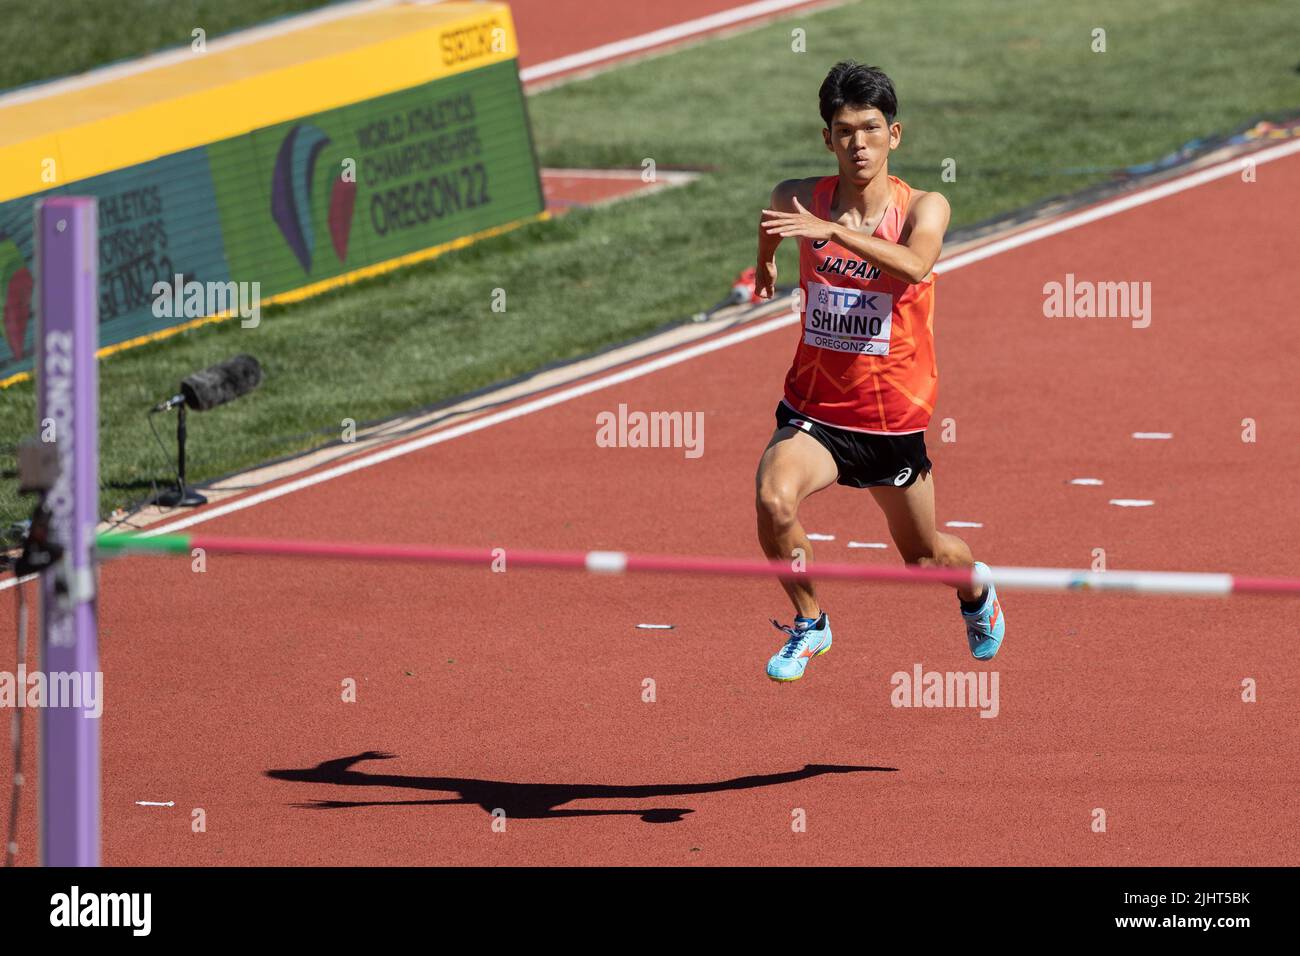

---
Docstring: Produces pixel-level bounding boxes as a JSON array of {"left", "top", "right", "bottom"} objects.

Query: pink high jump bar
[{"left": 98, "top": 533, "right": 1300, "bottom": 597}]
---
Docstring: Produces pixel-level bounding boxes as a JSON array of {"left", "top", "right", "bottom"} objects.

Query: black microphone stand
[{"left": 155, "top": 403, "right": 207, "bottom": 507}]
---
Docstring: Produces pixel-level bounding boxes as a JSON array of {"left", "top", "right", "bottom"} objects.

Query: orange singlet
[{"left": 783, "top": 174, "right": 938, "bottom": 434}]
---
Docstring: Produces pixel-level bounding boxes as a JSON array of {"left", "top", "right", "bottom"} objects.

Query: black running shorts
[{"left": 775, "top": 400, "right": 932, "bottom": 489}]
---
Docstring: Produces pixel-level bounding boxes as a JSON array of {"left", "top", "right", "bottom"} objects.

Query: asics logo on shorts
[{"left": 893, "top": 467, "right": 913, "bottom": 486}]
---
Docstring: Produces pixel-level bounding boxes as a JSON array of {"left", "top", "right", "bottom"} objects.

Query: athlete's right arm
[{"left": 756, "top": 180, "right": 802, "bottom": 299}]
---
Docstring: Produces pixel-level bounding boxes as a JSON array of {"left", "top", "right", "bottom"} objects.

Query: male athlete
[{"left": 754, "top": 61, "right": 1005, "bottom": 681}]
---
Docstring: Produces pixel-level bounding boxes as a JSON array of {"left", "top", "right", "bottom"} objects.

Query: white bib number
[{"left": 803, "top": 281, "right": 893, "bottom": 355}]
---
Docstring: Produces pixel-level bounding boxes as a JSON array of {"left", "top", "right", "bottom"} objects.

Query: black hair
[{"left": 818, "top": 61, "right": 897, "bottom": 128}]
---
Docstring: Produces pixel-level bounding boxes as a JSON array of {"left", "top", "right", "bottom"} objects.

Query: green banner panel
[{"left": 0, "top": 58, "right": 542, "bottom": 381}]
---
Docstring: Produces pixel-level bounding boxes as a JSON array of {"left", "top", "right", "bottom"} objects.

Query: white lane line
[
  {"left": 542, "top": 168, "right": 699, "bottom": 183},
  {"left": 1069, "top": 478, "right": 1105, "bottom": 485},
  {"left": 946, "top": 521, "right": 984, "bottom": 529},
  {"left": 806, "top": 533, "right": 835, "bottom": 541},
  {"left": 938, "top": 139, "right": 1300, "bottom": 274},
  {"left": 520, "top": 0, "right": 833, "bottom": 83},
  {"left": 1109, "top": 499, "right": 1155, "bottom": 507},
  {"left": 847, "top": 541, "right": 888, "bottom": 549},
  {"left": 635, "top": 624, "right": 674, "bottom": 630},
  {"left": 1132, "top": 432, "right": 1174, "bottom": 440}
]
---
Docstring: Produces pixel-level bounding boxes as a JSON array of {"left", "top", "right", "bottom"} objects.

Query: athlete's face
[{"left": 823, "top": 106, "right": 900, "bottom": 184}]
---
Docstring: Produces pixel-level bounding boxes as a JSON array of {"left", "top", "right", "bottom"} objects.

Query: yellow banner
[{"left": 0, "top": 2, "right": 518, "bottom": 203}]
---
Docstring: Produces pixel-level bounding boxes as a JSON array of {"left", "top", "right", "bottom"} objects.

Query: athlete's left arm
[{"left": 765, "top": 191, "right": 951, "bottom": 284}]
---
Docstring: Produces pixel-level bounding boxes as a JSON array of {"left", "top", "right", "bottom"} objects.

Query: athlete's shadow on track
[{"left": 267, "top": 751, "right": 896, "bottom": 823}]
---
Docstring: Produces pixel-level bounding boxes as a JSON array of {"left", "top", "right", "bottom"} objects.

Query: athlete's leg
[
  {"left": 755, "top": 427, "right": 840, "bottom": 617},
  {"left": 867, "top": 469, "right": 984, "bottom": 604}
]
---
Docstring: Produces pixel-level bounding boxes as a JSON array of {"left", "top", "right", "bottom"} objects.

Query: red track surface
[
  {"left": 509, "top": 0, "right": 836, "bottom": 78},
  {"left": 541, "top": 170, "right": 665, "bottom": 214},
  {"left": 3, "top": 5, "right": 1299, "bottom": 867}
]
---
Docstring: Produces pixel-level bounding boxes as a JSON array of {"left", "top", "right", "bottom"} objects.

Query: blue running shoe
[
  {"left": 766, "top": 613, "right": 832, "bottom": 682},
  {"left": 962, "top": 562, "right": 1006, "bottom": 660}
]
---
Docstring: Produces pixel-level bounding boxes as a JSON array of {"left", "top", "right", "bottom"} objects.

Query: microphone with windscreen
[
  {"left": 182, "top": 353, "right": 262, "bottom": 410},
  {"left": 150, "top": 355, "right": 263, "bottom": 507},
  {"left": 153, "top": 354, "right": 263, "bottom": 412}
]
